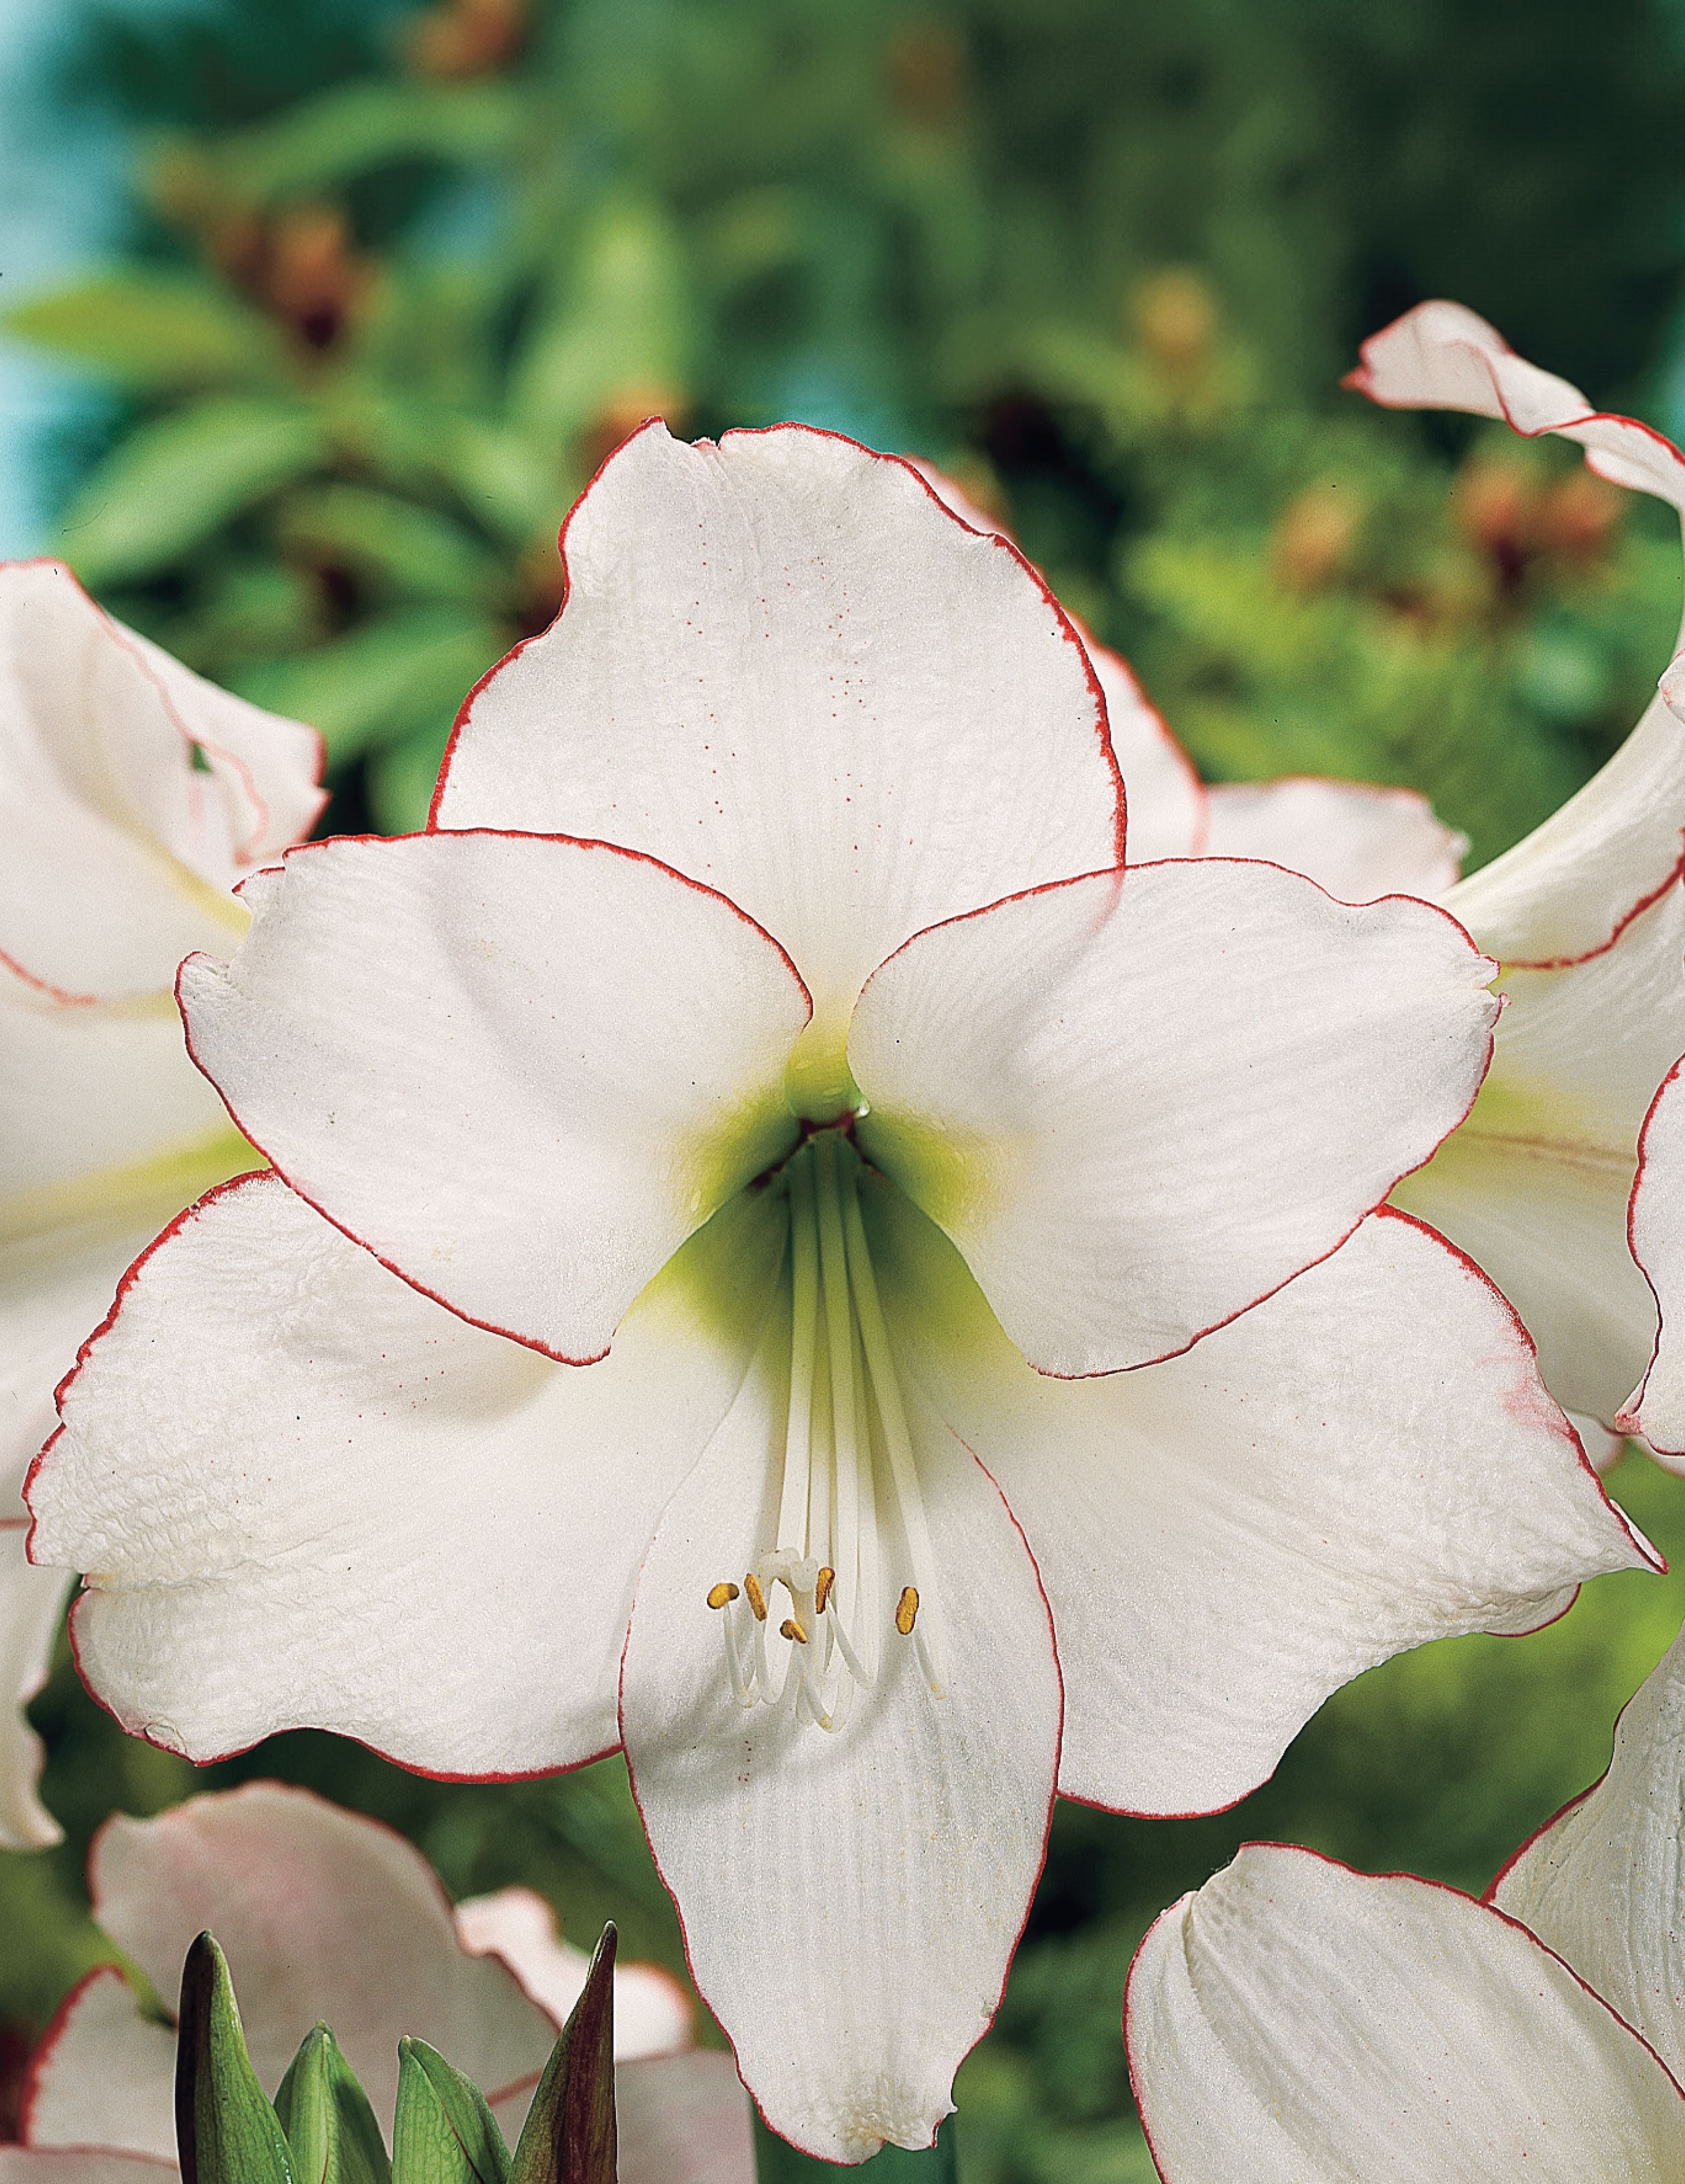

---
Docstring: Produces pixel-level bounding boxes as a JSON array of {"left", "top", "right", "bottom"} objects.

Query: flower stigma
[{"left": 707, "top": 1129, "right": 949, "bottom": 1731}]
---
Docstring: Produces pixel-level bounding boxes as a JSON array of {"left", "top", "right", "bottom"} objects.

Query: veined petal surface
[
  {"left": 30, "top": 1172, "right": 785, "bottom": 1774},
  {"left": 1201, "top": 778, "right": 1467, "bottom": 900},
  {"left": 852, "top": 857, "right": 1499, "bottom": 1375},
  {"left": 179, "top": 831, "right": 808, "bottom": 1362},
  {"left": 1351, "top": 303, "right": 1685, "bottom": 966},
  {"left": 872, "top": 1182, "right": 1650, "bottom": 1815},
  {"left": 0, "top": 1525, "right": 65, "bottom": 1848},
  {"left": 431, "top": 423, "right": 1121, "bottom": 1062},
  {"left": 1395, "top": 882, "right": 1685, "bottom": 1424},
  {"left": 1622, "top": 1062, "right": 1685, "bottom": 1458},
  {"left": 1494, "top": 1620, "right": 1685, "bottom": 2080},
  {"left": 1126, "top": 1846, "right": 1685, "bottom": 2183},
  {"left": 620, "top": 1288, "right": 1060, "bottom": 2164}
]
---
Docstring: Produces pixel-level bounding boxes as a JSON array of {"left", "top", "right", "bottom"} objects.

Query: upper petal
[
  {"left": 1493, "top": 1618, "right": 1685, "bottom": 2082},
  {"left": 620, "top": 1298, "right": 1060, "bottom": 2164},
  {"left": 1350, "top": 304, "right": 1685, "bottom": 967},
  {"left": 1201, "top": 778, "right": 1467, "bottom": 900},
  {"left": 1084, "top": 640, "right": 1207, "bottom": 862},
  {"left": 430, "top": 423, "right": 1122, "bottom": 1060},
  {"left": 852, "top": 857, "right": 1499, "bottom": 1375},
  {"left": 871, "top": 1179, "right": 1653, "bottom": 1816},
  {"left": 0, "top": 562, "right": 317, "bottom": 1002},
  {"left": 1126, "top": 1845, "right": 1685, "bottom": 2184},
  {"left": 1619, "top": 1061, "right": 1685, "bottom": 1458},
  {"left": 178, "top": 830, "right": 809, "bottom": 1363},
  {"left": 30, "top": 1171, "right": 784, "bottom": 1775}
]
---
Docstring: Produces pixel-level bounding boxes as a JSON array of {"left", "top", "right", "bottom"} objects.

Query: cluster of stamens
[{"left": 705, "top": 1129, "right": 947, "bottom": 1732}]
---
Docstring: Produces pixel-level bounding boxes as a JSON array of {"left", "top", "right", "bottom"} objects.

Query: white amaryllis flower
[
  {"left": 1343, "top": 301, "right": 1685, "bottom": 1447},
  {"left": 1127, "top": 1614, "right": 1685, "bottom": 2181},
  {"left": 1, "top": 1779, "right": 740, "bottom": 2184},
  {"left": 0, "top": 561, "right": 323, "bottom": 1849},
  {"left": 28, "top": 423, "right": 1653, "bottom": 2160}
]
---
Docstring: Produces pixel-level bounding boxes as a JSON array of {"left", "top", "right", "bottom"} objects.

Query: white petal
[
  {"left": 0, "top": 1525, "right": 66, "bottom": 1849},
  {"left": 180, "top": 830, "right": 809, "bottom": 1364},
  {"left": 1494, "top": 1618, "right": 1685, "bottom": 2082},
  {"left": 616, "top": 2055, "right": 753, "bottom": 2184},
  {"left": 852, "top": 857, "right": 1499, "bottom": 1375},
  {"left": 23, "top": 1967, "right": 176, "bottom": 2160},
  {"left": 1084, "top": 642, "right": 1206, "bottom": 862},
  {"left": 1201, "top": 778, "right": 1467, "bottom": 900},
  {"left": 1395, "top": 881, "right": 1685, "bottom": 1424},
  {"left": 31, "top": 1172, "right": 784, "bottom": 1775},
  {"left": 1351, "top": 306, "right": 1685, "bottom": 967},
  {"left": 872, "top": 1178, "right": 1652, "bottom": 1814},
  {"left": 1621, "top": 1062, "right": 1685, "bottom": 1458},
  {"left": 454, "top": 1888, "right": 693, "bottom": 2057},
  {"left": 620, "top": 1297, "right": 1060, "bottom": 2164},
  {"left": 0, "top": 564, "right": 270, "bottom": 1001},
  {"left": 1127, "top": 1844, "right": 1685, "bottom": 2184},
  {"left": 431, "top": 423, "right": 1122, "bottom": 1065}
]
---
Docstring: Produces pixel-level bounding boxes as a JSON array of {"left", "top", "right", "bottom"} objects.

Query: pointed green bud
[
  {"left": 175, "top": 1930, "right": 295, "bottom": 2184},
  {"left": 509, "top": 1922, "right": 617, "bottom": 2184},
  {"left": 392, "top": 2037, "right": 511, "bottom": 2184},
  {"left": 275, "top": 2022, "right": 393, "bottom": 2184}
]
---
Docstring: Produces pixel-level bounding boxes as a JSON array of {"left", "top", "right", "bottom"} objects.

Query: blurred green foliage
[{"left": 9, "top": 1, "right": 1685, "bottom": 2178}]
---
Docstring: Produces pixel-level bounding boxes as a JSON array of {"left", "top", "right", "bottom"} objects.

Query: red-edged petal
[
  {"left": 21, "top": 1968, "right": 175, "bottom": 2160},
  {"left": 871, "top": 1179, "right": 1652, "bottom": 1816},
  {"left": 29, "top": 1172, "right": 784, "bottom": 1776},
  {"left": 1619, "top": 1060, "right": 1685, "bottom": 1458},
  {"left": 430, "top": 423, "right": 1121, "bottom": 1067},
  {"left": 178, "top": 830, "right": 809, "bottom": 1364},
  {"left": 851, "top": 856, "right": 1499, "bottom": 1376},
  {"left": 1201, "top": 778, "right": 1467, "bottom": 899}
]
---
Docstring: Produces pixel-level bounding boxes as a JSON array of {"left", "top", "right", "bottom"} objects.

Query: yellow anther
[
  {"left": 780, "top": 1617, "right": 809, "bottom": 1645},
  {"left": 895, "top": 1585, "right": 919, "bottom": 1636},
  {"left": 707, "top": 1582, "right": 739, "bottom": 1611},
  {"left": 743, "top": 1571, "right": 769, "bottom": 1621},
  {"left": 815, "top": 1566, "right": 836, "bottom": 1614}
]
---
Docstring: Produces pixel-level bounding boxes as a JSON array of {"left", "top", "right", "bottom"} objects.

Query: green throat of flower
[{"left": 706, "top": 1128, "right": 950, "bottom": 1733}]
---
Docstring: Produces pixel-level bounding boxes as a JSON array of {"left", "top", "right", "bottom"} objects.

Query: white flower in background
[
  {"left": 0, "top": 1779, "right": 738, "bottom": 2184},
  {"left": 0, "top": 561, "right": 323, "bottom": 1849},
  {"left": 1346, "top": 302, "right": 1685, "bottom": 1452},
  {"left": 1127, "top": 1616, "right": 1685, "bottom": 2182},
  {"left": 27, "top": 424, "right": 1651, "bottom": 2161}
]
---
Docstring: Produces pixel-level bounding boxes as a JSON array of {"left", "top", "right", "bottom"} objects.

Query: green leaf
[
  {"left": 59, "top": 398, "right": 326, "bottom": 586},
  {"left": 277, "top": 483, "right": 500, "bottom": 603},
  {"left": 751, "top": 2112, "right": 957, "bottom": 2184},
  {"left": 392, "top": 2039, "right": 510, "bottom": 2184},
  {"left": 275, "top": 2023, "right": 392, "bottom": 2184},
  {"left": 175, "top": 1931, "right": 295, "bottom": 2184},
  {"left": 232, "top": 605, "right": 503, "bottom": 771},
  {"left": 210, "top": 80, "right": 525, "bottom": 205},
  {"left": 508, "top": 1924, "right": 617, "bottom": 2184},
  {"left": 4, "top": 271, "right": 283, "bottom": 389}
]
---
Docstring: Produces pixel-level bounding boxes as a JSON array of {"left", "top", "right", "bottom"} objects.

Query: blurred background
[{"left": 7, "top": 1, "right": 1685, "bottom": 2176}]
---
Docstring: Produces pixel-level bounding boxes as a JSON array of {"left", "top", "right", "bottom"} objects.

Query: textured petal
[
  {"left": 0, "top": 1525, "right": 66, "bottom": 1848},
  {"left": 1126, "top": 1845, "right": 1685, "bottom": 2184},
  {"left": 0, "top": 563, "right": 276, "bottom": 1001},
  {"left": 852, "top": 857, "right": 1499, "bottom": 1376},
  {"left": 1395, "top": 881, "right": 1685, "bottom": 1424},
  {"left": 22, "top": 1967, "right": 175, "bottom": 2159},
  {"left": 431, "top": 423, "right": 1121, "bottom": 1071},
  {"left": 453, "top": 1888, "right": 693, "bottom": 2057},
  {"left": 1494, "top": 1619, "right": 1685, "bottom": 2081},
  {"left": 1200, "top": 778, "right": 1467, "bottom": 900},
  {"left": 872, "top": 1179, "right": 1652, "bottom": 1815},
  {"left": 179, "top": 830, "right": 809, "bottom": 1364},
  {"left": 616, "top": 2055, "right": 754, "bottom": 2184},
  {"left": 1084, "top": 641, "right": 1207, "bottom": 862},
  {"left": 620, "top": 1291, "right": 1060, "bottom": 2164},
  {"left": 1620, "top": 1062, "right": 1685, "bottom": 1458},
  {"left": 31, "top": 1171, "right": 784, "bottom": 1775},
  {"left": 1351, "top": 305, "right": 1685, "bottom": 966}
]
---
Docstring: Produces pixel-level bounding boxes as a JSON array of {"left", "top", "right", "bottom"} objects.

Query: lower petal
[
  {"left": 875, "top": 1184, "right": 1653, "bottom": 1816},
  {"left": 0, "top": 1525, "right": 66, "bottom": 1848},
  {"left": 620, "top": 1324, "right": 1059, "bottom": 2164},
  {"left": 30, "top": 1172, "right": 783, "bottom": 1775}
]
